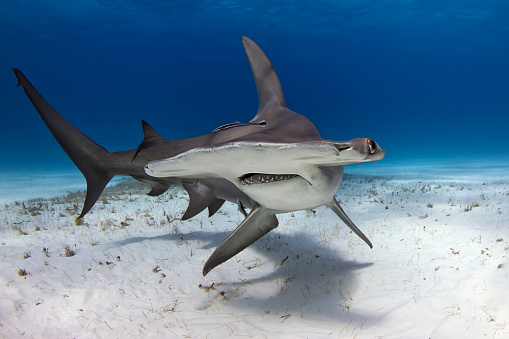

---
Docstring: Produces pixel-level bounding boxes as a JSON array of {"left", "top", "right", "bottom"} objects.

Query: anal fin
[{"left": 203, "top": 204, "right": 278, "bottom": 276}]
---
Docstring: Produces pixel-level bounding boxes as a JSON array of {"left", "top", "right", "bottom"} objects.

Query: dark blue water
[{"left": 1, "top": 1, "right": 509, "bottom": 172}]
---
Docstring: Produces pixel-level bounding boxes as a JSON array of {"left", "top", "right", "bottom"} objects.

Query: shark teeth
[{"left": 240, "top": 173, "right": 298, "bottom": 185}]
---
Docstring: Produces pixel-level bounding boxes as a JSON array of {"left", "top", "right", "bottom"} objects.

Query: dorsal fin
[
  {"left": 132, "top": 120, "right": 164, "bottom": 161},
  {"left": 241, "top": 36, "right": 286, "bottom": 122}
]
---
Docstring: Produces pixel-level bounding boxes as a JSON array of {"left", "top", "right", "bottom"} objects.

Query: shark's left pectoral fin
[
  {"left": 327, "top": 197, "right": 373, "bottom": 249},
  {"left": 203, "top": 204, "right": 278, "bottom": 276}
]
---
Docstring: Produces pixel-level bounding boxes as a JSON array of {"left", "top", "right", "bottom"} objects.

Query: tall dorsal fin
[
  {"left": 132, "top": 120, "right": 164, "bottom": 161},
  {"left": 241, "top": 36, "right": 286, "bottom": 122}
]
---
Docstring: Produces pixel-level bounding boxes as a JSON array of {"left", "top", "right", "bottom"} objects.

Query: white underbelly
[{"left": 238, "top": 166, "right": 344, "bottom": 212}]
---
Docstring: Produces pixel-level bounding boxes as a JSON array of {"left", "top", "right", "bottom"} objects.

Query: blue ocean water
[{"left": 1, "top": 1, "right": 508, "bottom": 173}]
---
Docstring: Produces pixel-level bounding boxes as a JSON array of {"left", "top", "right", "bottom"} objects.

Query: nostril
[
  {"left": 334, "top": 143, "right": 351, "bottom": 152},
  {"left": 367, "top": 139, "right": 377, "bottom": 154}
]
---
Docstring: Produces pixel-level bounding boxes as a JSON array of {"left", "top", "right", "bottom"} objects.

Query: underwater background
[
  {"left": 1, "top": 4, "right": 509, "bottom": 336},
  {"left": 1, "top": 1, "right": 509, "bottom": 173}
]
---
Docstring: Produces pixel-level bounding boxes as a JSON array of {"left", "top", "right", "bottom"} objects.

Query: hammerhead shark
[{"left": 13, "top": 36, "right": 384, "bottom": 275}]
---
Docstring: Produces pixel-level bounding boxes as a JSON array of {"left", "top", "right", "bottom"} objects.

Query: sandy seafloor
[{"left": 0, "top": 161, "right": 508, "bottom": 338}]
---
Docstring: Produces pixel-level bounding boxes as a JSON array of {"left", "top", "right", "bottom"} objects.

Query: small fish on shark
[{"left": 12, "top": 36, "right": 384, "bottom": 276}]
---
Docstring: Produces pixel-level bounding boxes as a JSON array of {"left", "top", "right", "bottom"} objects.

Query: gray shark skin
[
  {"left": 13, "top": 36, "right": 384, "bottom": 276},
  {"left": 11, "top": 71, "right": 259, "bottom": 219},
  {"left": 145, "top": 36, "right": 384, "bottom": 275}
]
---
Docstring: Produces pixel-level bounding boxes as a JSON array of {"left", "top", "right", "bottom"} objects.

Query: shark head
[
  {"left": 145, "top": 137, "right": 384, "bottom": 211},
  {"left": 237, "top": 138, "right": 384, "bottom": 209}
]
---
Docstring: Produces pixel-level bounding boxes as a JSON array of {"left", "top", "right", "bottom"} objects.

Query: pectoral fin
[
  {"left": 203, "top": 204, "right": 278, "bottom": 275},
  {"left": 327, "top": 197, "right": 373, "bottom": 248}
]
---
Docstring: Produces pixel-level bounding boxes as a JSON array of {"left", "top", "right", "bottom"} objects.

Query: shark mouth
[{"left": 240, "top": 173, "right": 298, "bottom": 185}]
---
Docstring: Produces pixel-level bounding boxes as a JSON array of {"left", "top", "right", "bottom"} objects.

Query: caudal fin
[{"left": 13, "top": 68, "right": 115, "bottom": 219}]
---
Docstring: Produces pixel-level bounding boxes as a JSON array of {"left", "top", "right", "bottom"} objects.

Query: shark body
[{"left": 13, "top": 36, "right": 384, "bottom": 275}]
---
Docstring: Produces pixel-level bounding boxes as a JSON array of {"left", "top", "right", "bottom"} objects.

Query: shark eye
[{"left": 367, "top": 139, "right": 377, "bottom": 154}]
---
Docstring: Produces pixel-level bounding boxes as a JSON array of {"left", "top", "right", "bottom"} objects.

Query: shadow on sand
[{"left": 114, "top": 223, "right": 375, "bottom": 323}]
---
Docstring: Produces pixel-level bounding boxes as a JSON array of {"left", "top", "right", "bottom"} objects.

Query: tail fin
[{"left": 13, "top": 68, "right": 115, "bottom": 219}]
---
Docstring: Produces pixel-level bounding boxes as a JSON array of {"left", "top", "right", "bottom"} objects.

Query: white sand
[{"left": 0, "top": 167, "right": 508, "bottom": 338}]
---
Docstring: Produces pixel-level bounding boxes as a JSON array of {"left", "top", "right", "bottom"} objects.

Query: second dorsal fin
[{"left": 132, "top": 120, "right": 164, "bottom": 161}]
